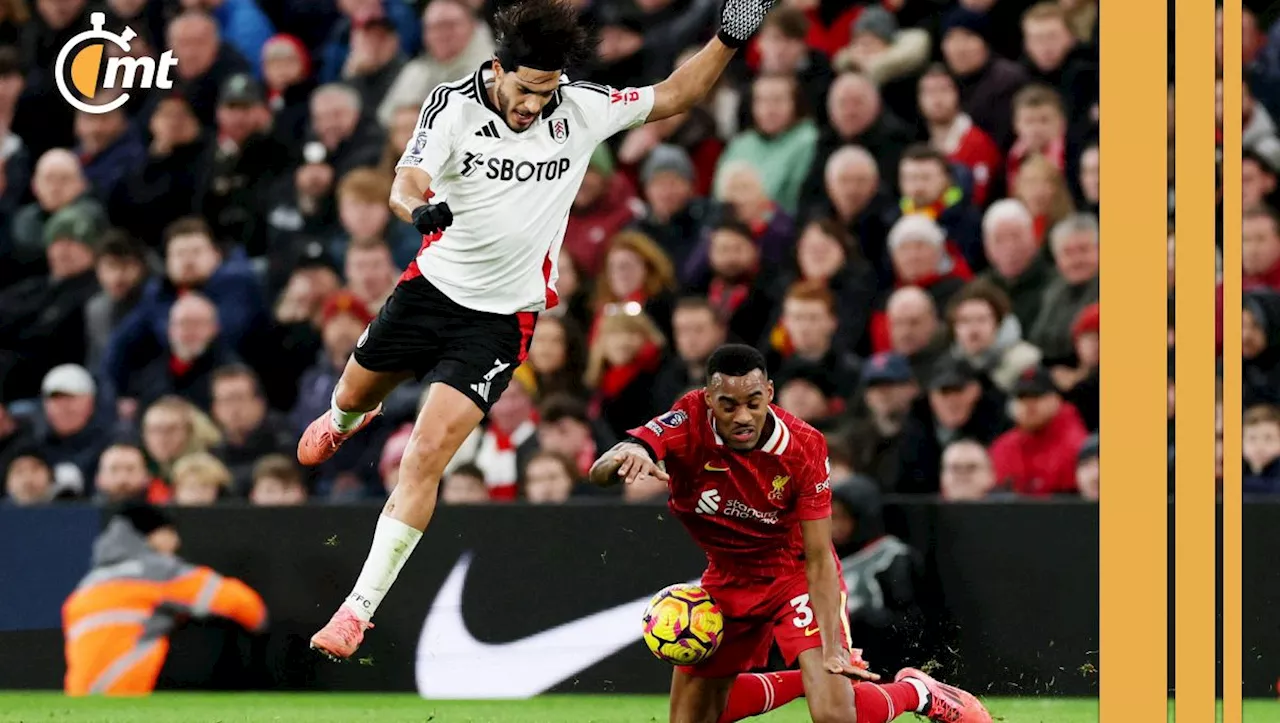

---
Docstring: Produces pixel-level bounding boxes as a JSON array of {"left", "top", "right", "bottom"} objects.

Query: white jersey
[{"left": 395, "top": 61, "right": 656, "bottom": 315}]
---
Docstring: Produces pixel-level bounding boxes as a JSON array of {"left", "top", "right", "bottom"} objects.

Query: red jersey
[
  {"left": 934, "top": 114, "right": 1003, "bottom": 208},
  {"left": 627, "top": 390, "right": 834, "bottom": 583}
]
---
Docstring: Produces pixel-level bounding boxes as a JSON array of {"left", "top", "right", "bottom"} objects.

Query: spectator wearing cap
[
  {"left": 62, "top": 501, "right": 267, "bottom": 695},
  {"left": 767, "top": 281, "right": 861, "bottom": 399},
  {"left": 159, "top": 11, "right": 253, "bottom": 128},
  {"left": 84, "top": 231, "right": 150, "bottom": 370},
  {"left": 73, "top": 105, "right": 146, "bottom": 204},
  {"left": 1051, "top": 302, "right": 1100, "bottom": 432},
  {"left": 686, "top": 163, "right": 796, "bottom": 287},
  {"left": 918, "top": 64, "right": 1004, "bottom": 208},
  {"left": 833, "top": 6, "right": 931, "bottom": 124},
  {"left": 585, "top": 307, "right": 668, "bottom": 440},
  {"left": 978, "top": 199, "right": 1057, "bottom": 328},
  {"left": 318, "top": 0, "right": 421, "bottom": 86},
  {"left": 811, "top": 146, "right": 898, "bottom": 278},
  {"left": 109, "top": 94, "right": 211, "bottom": 248},
  {"left": 120, "top": 292, "right": 237, "bottom": 412},
  {"left": 292, "top": 291, "right": 389, "bottom": 496},
  {"left": 1019, "top": 2, "right": 1098, "bottom": 138},
  {"left": 1243, "top": 150, "right": 1280, "bottom": 211},
  {"left": 208, "top": 364, "right": 294, "bottom": 492},
  {"left": 1076, "top": 434, "right": 1099, "bottom": 501},
  {"left": 988, "top": 365, "right": 1087, "bottom": 496},
  {"left": 103, "top": 218, "right": 267, "bottom": 398},
  {"left": 898, "top": 357, "right": 1011, "bottom": 494},
  {"left": 939, "top": 439, "right": 999, "bottom": 502},
  {"left": 182, "top": 0, "right": 276, "bottom": 78},
  {"left": 616, "top": 97, "right": 725, "bottom": 199},
  {"left": 200, "top": 73, "right": 293, "bottom": 256},
  {"left": 945, "top": 279, "right": 1042, "bottom": 395},
  {"left": 1243, "top": 289, "right": 1280, "bottom": 409},
  {"left": 4, "top": 450, "right": 55, "bottom": 505},
  {"left": 940, "top": 7, "right": 1031, "bottom": 149},
  {"left": 801, "top": 73, "right": 912, "bottom": 210},
  {"left": 34, "top": 364, "right": 114, "bottom": 498},
  {"left": 629, "top": 145, "right": 715, "bottom": 272},
  {"left": 1244, "top": 205, "right": 1280, "bottom": 290},
  {"left": 715, "top": 73, "right": 818, "bottom": 216},
  {"left": 261, "top": 34, "right": 316, "bottom": 141},
  {"left": 897, "top": 144, "right": 984, "bottom": 270},
  {"left": 9, "top": 149, "right": 106, "bottom": 278},
  {"left": 563, "top": 145, "right": 643, "bottom": 276},
  {"left": 849, "top": 352, "right": 918, "bottom": 491},
  {"left": 1028, "top": 213, "right": 1099, "bottom": 364},
  {"left": 652, "top": 298, "right": 726, "bottom": 408},
  {"left": 775, "top": 361, "right": 842, "bottom": 429},
  {"left": 697, "top": 218, "right": 777, "bottom": 349},
  {"left": 335, "top": 172, "right": 416, "bottom": 276},
  {"left": 340, "top": 11, "right": 406, "bottom": 116},
  {"left": 0, "top": 202, "right": 102, "bottom": 399},
  {"left": 753, "top": 7, "right": 835, "bottom": 126},
  {"left": 376, "top": 0, "right": 494, "bottom": 127}
]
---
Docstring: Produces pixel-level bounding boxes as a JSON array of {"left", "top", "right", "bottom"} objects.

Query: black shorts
[{"left": 353, "top": 276, "right": 537, "bottom": 413}]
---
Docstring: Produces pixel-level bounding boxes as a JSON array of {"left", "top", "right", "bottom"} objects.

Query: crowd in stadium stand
[
  {"left": 0, "top": 0, "right": 1108, "bottom": 507},
  {"left": 1239, "top": 3, "right": 1280, "bottom": 494}
]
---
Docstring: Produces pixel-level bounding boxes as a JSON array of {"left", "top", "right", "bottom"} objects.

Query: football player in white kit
[{"left": 302, "top": 0, "right": 777, "bottom": 659}]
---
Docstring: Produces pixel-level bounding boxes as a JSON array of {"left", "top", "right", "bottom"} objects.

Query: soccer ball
[{"left": 642, "top": 583, "right": 724, "bottom": 665}]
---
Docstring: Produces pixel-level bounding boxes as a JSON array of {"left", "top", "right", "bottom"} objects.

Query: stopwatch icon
[{"left": 54, "top": 12, "right": 177, "bottom": 115}]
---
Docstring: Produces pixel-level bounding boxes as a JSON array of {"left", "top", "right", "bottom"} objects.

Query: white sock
[
  {"left": 330, "top": 390, "right": 367, "bottom": 433},
  {"left": 905, "top": 678, "right": 930, "bottom": 713},
  {"left": 344, "top": 515, "right": 423, "bottom": 622}
]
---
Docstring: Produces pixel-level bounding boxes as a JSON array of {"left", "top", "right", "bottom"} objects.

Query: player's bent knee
[{"left": 809, "top": 701, "right": 858, "bottom": 723}]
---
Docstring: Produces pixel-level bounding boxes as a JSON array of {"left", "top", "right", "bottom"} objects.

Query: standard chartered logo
[{"left": 55, "top": 12, "right": 177, "bottom": 114}]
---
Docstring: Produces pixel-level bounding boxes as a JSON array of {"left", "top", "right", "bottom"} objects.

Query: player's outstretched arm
[
  {"left": 588, "top": 442, "right": 670, "bottom": 487},
  {"left": 801, "top": 517, "right": 881, "bottom": 682},
  {"left": 647, "top": 0, "right": 776, "bottom": 122}
]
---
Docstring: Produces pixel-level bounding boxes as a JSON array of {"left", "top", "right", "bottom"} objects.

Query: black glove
[
  {"left": 717, "top": 0, "right": 776, "bottom": 48},
  {"left": 411, "top": 202, "right": 453, "bottom": 235}
]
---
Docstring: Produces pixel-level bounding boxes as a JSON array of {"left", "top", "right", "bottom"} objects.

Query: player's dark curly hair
[
  {"left": 493, "top": 0, "right": 594, "bottom": 72},
  {"left": 706, "top": 345, "right": 767, "bottom": 380}
]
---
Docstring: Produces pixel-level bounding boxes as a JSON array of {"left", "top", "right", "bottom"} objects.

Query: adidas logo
[
  {"left": 470, "top": 359, "right": 511, "bottom": 402},
  {"left": 696, "top": 489, "right": 720, "bottom": 515},
  {"left": 475, "top": 121, "right": 499, "bottom": 138},
  {"left": 470, "top": 381, "right": 493, "bottom": 402}
]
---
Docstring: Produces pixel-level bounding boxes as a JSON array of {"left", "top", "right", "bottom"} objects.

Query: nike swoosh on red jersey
[
  {"left": 415, "top": 552, "right": 697, "bottom": 699},
  {"left": 704, "top": 463, "right": 729, "bottom": 472}
]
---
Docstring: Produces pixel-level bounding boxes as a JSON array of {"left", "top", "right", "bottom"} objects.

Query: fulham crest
[{"left": 548, "top": 118, "right": 570, "bottom": 144}]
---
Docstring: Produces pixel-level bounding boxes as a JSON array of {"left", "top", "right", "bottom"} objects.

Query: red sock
[
  {"left": 717, "top": 671, "right": 806, "bottom": 722},
  {"left": 852, "top": 681, "right": 923, "bottom": 722}
]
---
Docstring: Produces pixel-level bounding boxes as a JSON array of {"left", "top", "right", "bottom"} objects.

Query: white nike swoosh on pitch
[{"left": 416, "top": 552, "right": 699, "bottom": 699}]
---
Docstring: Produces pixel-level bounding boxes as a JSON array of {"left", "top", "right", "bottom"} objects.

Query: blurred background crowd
[
  {"left": 0, "top": 0, "right": 1106, "bottom": 511},
  {"left": 1238, "top": 1, "right": 1280, "bottom": 494}
]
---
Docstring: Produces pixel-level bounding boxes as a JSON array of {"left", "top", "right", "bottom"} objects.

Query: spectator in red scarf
[
  {"left": 119, "top": 293, "right": 238, "bottom": 412},
  {"left": 452, "top": 376, "right": 540, "bottom": 501},
  {"left": 96, "top": 443, "right": 171, "bottom": 505},
  {"left": 1007, "top": 85, "right": 1068, "bottom": 192},
  {"left": 988, "top": 365, "right": 1087, "bottom": 496},
  {"left": 743, "top": 0, "right": 860, "bottom": 66},
  {"left": 584, "top": 305, "right": 666, "bottom": 440},
  {"left": 885, "top": 214, "right": 971, "bottom": 312},
  {"left": 1051, "top": 302, "right": 1100, "bottom": 432},
  {"left": 1013, "top": 153, "right": 1075, "bottom": 244},
  {"left": 699, "top": 217, "right": 778, "bottom": 347},
  {"left": 897, "top": 144, "right": 985, "bottom": 270},
  {"left": 765, "top": 281, "right": 861, "bottom": 398},
  {"left": 563, "top": 145, "right": 643, "bottom": 276},
  {"left": 589, "top": 230, "right": 677, "bottom": 343},
  {"left": 1244, "top": 205, "right": 1280, "bottom": 290},
  {"left": 918, "top": 64, "right": 1003, "bottom": 208}
]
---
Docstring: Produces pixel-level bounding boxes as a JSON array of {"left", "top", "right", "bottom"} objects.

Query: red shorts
[{"left": 679, "top": 571, "right": 850, "bottom": 679}]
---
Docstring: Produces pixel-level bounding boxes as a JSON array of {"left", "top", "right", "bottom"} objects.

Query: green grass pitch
[{"left": 3, "top": 693, "right": 1279, "bottom": 722}]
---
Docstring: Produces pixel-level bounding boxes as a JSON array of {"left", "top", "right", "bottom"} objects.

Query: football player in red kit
[{"left": 590, "top": 345, "right": 990, "bottom": 723}]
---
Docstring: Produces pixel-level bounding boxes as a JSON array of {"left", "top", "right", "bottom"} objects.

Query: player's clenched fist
[
  {"left": 717, "top": 0, "right": 777, "bottom": 48},
  {"left": 411, "top": 201, "right": 454, "bottom": 235}
]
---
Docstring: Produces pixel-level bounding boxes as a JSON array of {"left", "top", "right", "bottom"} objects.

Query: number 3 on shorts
[{"left": 789, "top": 594, "right": 813, "bottom": 628}]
